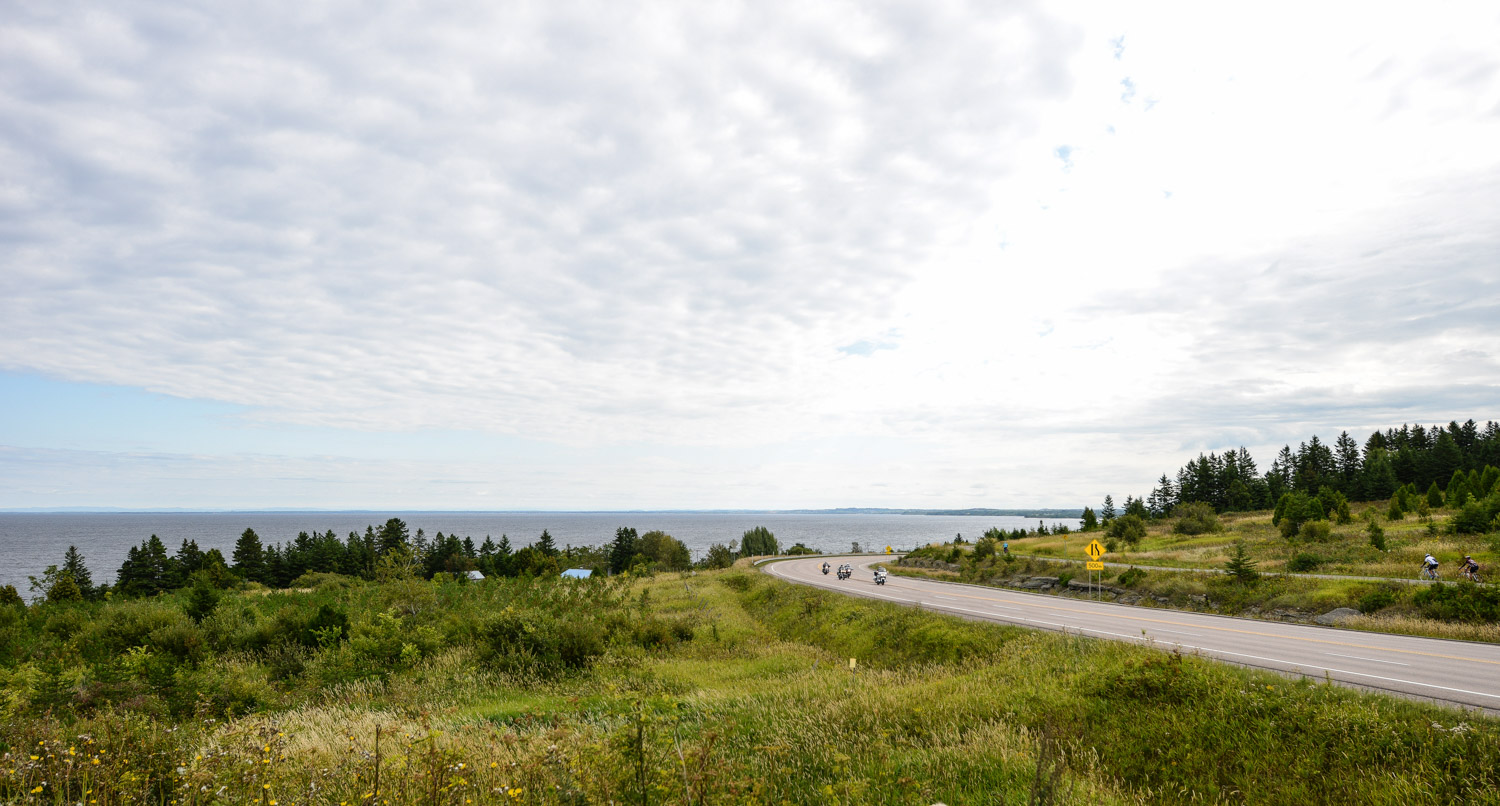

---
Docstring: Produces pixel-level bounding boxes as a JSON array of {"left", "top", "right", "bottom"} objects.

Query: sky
[{"left": 2, "top": 1, "right": 1498, "bottom": 510}]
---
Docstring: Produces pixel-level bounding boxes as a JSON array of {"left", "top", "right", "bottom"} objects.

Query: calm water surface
[{"left": 0, "top": 511, "right": 1080, "bottom": 595}]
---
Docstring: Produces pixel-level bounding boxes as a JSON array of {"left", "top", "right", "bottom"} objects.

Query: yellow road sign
[
  {"left": 885, "top": 545, "right": 893, "bottom": 554},
  {"left": 1087, "top": 561, "right": 1104, "bottom": 571},
  {"left": 1085, "top": 540, "right": 1105, "bottom": 560},
  {"left": 849, "top": 657, "right": 857, "bottom": 670}
]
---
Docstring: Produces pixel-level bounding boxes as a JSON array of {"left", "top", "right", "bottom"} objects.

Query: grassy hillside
[
  {"left": 896, "top": 503, "right": 1500, "bottom": 643},
  {"left": 2, "top": 568, "right": 1498, "bottom": 804}
]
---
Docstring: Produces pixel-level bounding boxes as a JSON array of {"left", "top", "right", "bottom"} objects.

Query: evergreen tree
[
  {"left": 1223, "top": 540, "right": 1260, "bottom": 584},
  {"left": 1446, "top": 469, "right": 1470, "bottom": 509},
  {"left": 1080, "top": 507, "right": 1099, "bottom": 531},
  {"left": 1427, "top": 430, "right": 1463, "bottom": 488},
  {"left": 60, "top": 545, "right": 96, "bottom": 600},
  {"left": 491, "top": 534, "right": 515, "bottom": 577},
  {"left": 740, "top": 526, "right": 779, "bottom": 556},
  {"left": 377, "top": 518, "right": 410, "bottom": 556},
  {"left": 1226, "top": 479, "right": 1253, "bottom": 511},
  {"left": 609, "top": 527, "right": 640, "bottom": 574},
  {"left": 169, "top": 539, "right": 204, "bottom": 589},
  {"left": 1148, "top": 475, "right": 1175, "bottom": 518},
  {"left": 534, "top": 529, "right": 559, "bottom": 557},
  {"left": 232, "top": 528, "right": 267, "bottom": 584},
  {"left": 1335, "top": 431, "right": 1361, "bottom": 493},
  {"left": 1426, "top": 481, "right": 1445, "bottom": 509},
  {"left": 1101, "top": 495, "right": 1116, "bottom": 521}
]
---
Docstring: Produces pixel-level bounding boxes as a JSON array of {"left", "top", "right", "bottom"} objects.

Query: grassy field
[
  {"left": 3, "top": 568, "right": 1500, "bottom": 804},
  {"left": 1009, "top": 503, "right": 1497, "bottom": 579}
]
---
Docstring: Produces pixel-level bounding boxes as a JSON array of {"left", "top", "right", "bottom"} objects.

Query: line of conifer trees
[
  {"left": 15, "top": 518, "right": 776, "bottom": 604},
  {"left": 1091, "top": 419, "right": 1500, "bottom": 520}
]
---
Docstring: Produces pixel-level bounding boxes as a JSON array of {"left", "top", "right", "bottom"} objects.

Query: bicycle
[
  {"left": 1420, "top": 565, "right": 1440, "bottom": 581},
  {"left": 1460, "top": 566, "right": 1484, "bottom": 584}
]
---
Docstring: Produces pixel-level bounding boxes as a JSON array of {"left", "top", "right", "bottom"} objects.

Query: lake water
[{"left": 0, "top": 511, "right": 1080, "bottom": 596}]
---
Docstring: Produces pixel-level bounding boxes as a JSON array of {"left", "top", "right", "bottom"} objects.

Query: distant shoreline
[{"left": 1, "top": 506, "right": 1084, "bottom": 517}]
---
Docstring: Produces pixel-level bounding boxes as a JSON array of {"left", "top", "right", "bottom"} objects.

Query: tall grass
[{"left": 3, "top": 569, "right": 1498, "bottom": 804}]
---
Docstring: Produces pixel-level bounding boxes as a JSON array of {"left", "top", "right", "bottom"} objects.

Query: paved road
[{"left": 766, "top": 556, "right": 1500, "bottom": 714}]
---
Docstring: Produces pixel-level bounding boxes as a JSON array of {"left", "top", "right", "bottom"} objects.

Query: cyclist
[
  {"left": 1460, "top": 555, "right": 1481, "bottom": 582},
  {"left": 1422, "top": 554, "right": 1440, "bottom": 580}
]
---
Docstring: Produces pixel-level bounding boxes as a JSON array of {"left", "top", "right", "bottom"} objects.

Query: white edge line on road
[
  {"left": 1325, "top": 652, "right": 1410, "bottom": 666},
  {"left": 921, "top": 601, "right": 1500, "bottom": 703}
]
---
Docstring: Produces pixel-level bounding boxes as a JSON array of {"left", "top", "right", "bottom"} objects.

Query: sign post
[{"left": 1085, "top": 540, "right": 1106, "bottom": 599}]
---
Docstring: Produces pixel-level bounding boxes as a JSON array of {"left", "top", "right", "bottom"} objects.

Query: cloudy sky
[{"left": 2, "top": 1, "right": 1498, "bottom": 510}]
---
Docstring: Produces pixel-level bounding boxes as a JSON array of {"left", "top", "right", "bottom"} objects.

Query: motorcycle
[
  {"left": 837, "top": 565, "right": 852, "bottom": 580},
  {"left": 874, "top": 571, "right": 887, "bottom": 586},
  {"left": 821, "top": 563, "right": 830, "bottom": 575}
]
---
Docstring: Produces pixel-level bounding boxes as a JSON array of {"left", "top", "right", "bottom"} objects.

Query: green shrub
[
  {"left": 81, "top": 601, "right": 191, "bottom": 662},
  {"left": 1411, "top": 582, "right": 1500, "bottom": 623},
  {"left": 1116, "top": 567, "right": 1147, "bottom": 587},
  {"left": 1277, "top": 492, "right": 1325, "bottom": 537},
  {"left": 146, "top": 621, "right": 207, "bottom": 663},
  {"left": 1172, "top": 502, "right": 1223, "bottom": 535},
  {"left": 1357, "top": 586, "right": 1399, "bottom": 614},
  {"left": 1449, "top": 493, "right": 1500, "bottom": 535},
  {"left": 1107, "top": 514, "right": 1147, "bottom": 547},
  {"left": 1367, "top": 520, "right": 1387, "bottom": 551},
  {"left": 289, "top": 572, "right": 360, "bottom": 591},
  {"left": 1297, "top": 520, "right": 1332, "bottom": 542},
  {"left": 1287, "top": 553, "right": 1323, "bottom": 572}
]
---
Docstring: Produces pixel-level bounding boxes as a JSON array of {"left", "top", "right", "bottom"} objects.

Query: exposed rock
[
  {"left": 1188, "top": 594, "right": 1207, "bottom": 605},
  {"left": 1314, "top": 607, "right": 1362, "bottom": 626},
  {"left": 1019, "top": 576, "right": 1059, "bottom": 590},
  {"left": 899, "top": 558, "right": 962, "bottom": 573}
]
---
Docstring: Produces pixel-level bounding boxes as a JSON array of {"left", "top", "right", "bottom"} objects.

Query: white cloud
[{"left": 1, "top": 1, "right": 1498, "bottom": 507}]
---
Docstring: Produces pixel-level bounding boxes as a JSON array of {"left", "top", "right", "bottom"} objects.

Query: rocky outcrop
[
  {"left": 898, "top": 558, "right": 963, "bottom": 573},
  {"left": 1313, "top": 607, "right": 1362, "bottom": 626}
]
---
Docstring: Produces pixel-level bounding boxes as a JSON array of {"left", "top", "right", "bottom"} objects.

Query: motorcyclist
[{"left": 822, "top": 561, "right": 830, "bottom": 575}]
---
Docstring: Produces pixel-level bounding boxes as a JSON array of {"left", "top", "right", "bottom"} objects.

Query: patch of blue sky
[
  {"left": 837, "top": 334, "right": 900, "bottom": 357},
  {"left": 0, "top": 370, "right": 555, "bottom": 464}
]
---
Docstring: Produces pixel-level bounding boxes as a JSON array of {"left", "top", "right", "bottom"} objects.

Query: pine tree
[
  {"left": 1223, "top": 540, "right": 1259, "bottom": 584},
  {"left": 1446, "top": 469, "right": 1469, "bottom": 509},
  {"left": 1426, "top": 481, "right": 1445, "bottom": 509},
  {"left": 1081, "top": 507, "right": 1099, "bottom": 531},
  {"left": 534, "top": 529, "right": 559, "bottom": 557},
  {"left": 1101, "top": 495, "right": 1116, "bottom": 521},
  {"left": 377, "top": 518, "right": 410, "bottom": 556},
  {"left": 60, "top": 545, "right": 95, "bottom": 600},
  {"left": 1335, "top": 431, "right": 1361, "bottom": 493},
  {"left": 232, "top": 528, "right": 266, "bottom": 584},
  {"left": 609, "top": 527, "right": 639, "bottom": 574}
]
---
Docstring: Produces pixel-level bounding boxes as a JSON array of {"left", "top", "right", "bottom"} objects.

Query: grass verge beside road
[{"left": 3, "top": 568, "right": 1499, "bottom": 804}]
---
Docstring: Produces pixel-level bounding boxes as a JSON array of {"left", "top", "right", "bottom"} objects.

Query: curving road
[{"left": 765, "top": 555, "right": 1500, "bottom": 714}]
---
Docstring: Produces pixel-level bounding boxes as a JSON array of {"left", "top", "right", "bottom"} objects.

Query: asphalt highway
[{"left": 765, "top": 555, "right": 1500, "bottom": 714}]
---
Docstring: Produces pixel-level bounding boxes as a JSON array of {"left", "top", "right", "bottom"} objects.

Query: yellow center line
[{"left": 894, "top": 576, "right": 1500, "bottom": 666}]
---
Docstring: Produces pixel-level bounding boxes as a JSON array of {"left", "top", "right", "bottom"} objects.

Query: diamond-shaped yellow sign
[{"left": 1085, "top": 540, "right": 1105, "bottom": 560}]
